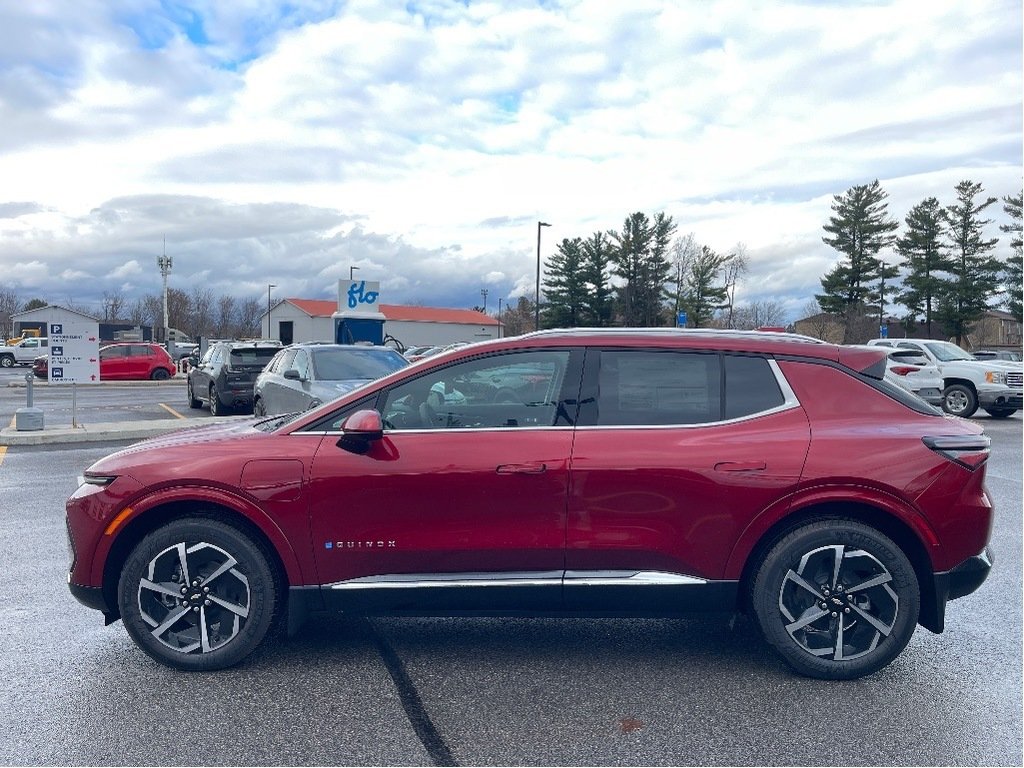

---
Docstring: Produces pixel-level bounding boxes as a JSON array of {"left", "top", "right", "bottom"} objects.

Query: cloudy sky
[{"left": 0, "top": 0, "right": 1020, "bottom": 322}]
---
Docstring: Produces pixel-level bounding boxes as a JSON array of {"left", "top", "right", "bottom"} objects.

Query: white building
[
  {"left": 262, "top": 299, "right": 502, "bottom": 348},
  {"left": 10, "top": 305, "right": 99, "bottom": 337}
]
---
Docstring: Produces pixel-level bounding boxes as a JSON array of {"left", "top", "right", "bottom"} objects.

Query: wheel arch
[
  {"left": 942, "top": 377, "right": 977, "bottom": 393},
  {"left": 99, "top": 496, "right": 299, "bottom": 624},
  {"left": 735, "top": 500, "right": 944, "bottom": 633}
]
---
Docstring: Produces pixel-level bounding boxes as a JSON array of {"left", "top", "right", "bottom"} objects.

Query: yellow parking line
[
  {"left": 159, "top": 403, "right": 186, "bottom": 420},
  {"left": 0, "top": 446, "right": 6, "bottom": 467}
]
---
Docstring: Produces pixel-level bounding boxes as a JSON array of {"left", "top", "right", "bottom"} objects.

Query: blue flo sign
[{"left": 339, "top": 280, "right": 381, "bottom": 312}]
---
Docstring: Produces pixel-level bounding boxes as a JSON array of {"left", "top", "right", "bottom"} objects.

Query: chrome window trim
[{"left": 326, "top": 569, "right": 707, "bottom": 590}]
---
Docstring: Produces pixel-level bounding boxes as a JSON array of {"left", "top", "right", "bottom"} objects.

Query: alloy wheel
[
  {"left": 778, "top": 544, "right": 898, "bottom": 661},
  {"left": 137, "top": 541, "right": 251, "bottom": 655}
]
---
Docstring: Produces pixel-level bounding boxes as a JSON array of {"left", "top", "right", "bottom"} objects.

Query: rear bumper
[{"left": 922, "top": 546, "right": 993, "bottom": 633}]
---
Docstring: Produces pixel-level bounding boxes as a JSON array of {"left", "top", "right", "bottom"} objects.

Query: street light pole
[
  {"left": 535, "top": 221, "right": 551, "bottom": 331},
  {"left": 267, "top": 284, "right": 276, "bottom": 339},
  {"left": 350, "top": 266, "right": 359, "bottom": 281},
  {"left": 497, "top": 297, "right": 504, "bottom": 339}
]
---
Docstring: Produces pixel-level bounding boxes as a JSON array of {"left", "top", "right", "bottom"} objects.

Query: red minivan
[{"left": 65, "top": 330, "right": 993, "bottom": 678}]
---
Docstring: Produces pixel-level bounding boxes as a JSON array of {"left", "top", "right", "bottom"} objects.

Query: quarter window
[{"left": 724, "top": 355, "right": 784, "bottom": 419}]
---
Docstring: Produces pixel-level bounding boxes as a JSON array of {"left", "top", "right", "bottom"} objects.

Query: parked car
[
  {"left": 849, "top": 345, "right": 943, "bottom": 406},
  {"left": 402, "top": 344, "right": 436, "bottom": 361},
  {"left": 67, "top": 329, "right": 993, "bottom": 679},
  {"left": 404, "top": 345, "right": 443, "bottom": 363},
  {"left": 186, "top": 340, "right": 282, "bottom": 414},
  {"left": 0, "top": 336, "right": 48, "bottom": 367},
  {"left": 254, "top": 343, "right": 408, "bottom": 416},
  {"left": 34, "top": 343, "right": 176, "bottom": 381},
  {"left": 972, "top": 349, "right": 1022, "bottom": 363},
  {"left": 867, "top": 338, "right": 1023, "bottom": 418}
]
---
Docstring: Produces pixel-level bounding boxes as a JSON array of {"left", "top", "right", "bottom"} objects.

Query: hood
[{"left": 95, "top": 418, "right": 264, "bottom": 461}]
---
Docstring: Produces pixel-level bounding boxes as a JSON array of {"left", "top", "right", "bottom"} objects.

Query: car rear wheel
[
  {"left": 209, "top": 386, "right": 225, "bottom": 415},
  {"left": 942, "top": 383, "right": 978, "bottom": 418},
  {"left": 150, "top": 368, "right": 170, "bottom": 381},
  {"left": 983, "top": 407, "right": 1016, "bottom": 419},
  {"left": 0, "top": 355, "right": 13, "bottom": 368},
  {"left": 117, "top": 517, "right": 278, "bottom": 671},
  {"left": 752, "top": 519, "right": 919, "bottom": 680},
  {"left": 187, "top": 380, "right": 202, "bottom": 409}
]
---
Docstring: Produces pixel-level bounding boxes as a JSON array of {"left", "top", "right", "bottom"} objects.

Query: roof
[
  {"left": 282, "top": 299, "right": 499, "bottom": 326},
  {"left": 12, "top": 304, "right": 99, "bottom": 321}
]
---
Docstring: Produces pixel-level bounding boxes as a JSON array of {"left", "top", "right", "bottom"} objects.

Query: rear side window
[
  {"left": 230, "top": 348, "right": 279, "bottom": 367},
  {"left": 592, "top": 351, "right": 787, "bottom": 426},
  {"left": 597, "top": 351, "right": 720, "bottom": 425}
]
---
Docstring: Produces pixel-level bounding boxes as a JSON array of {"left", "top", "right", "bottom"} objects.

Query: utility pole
[
  {"left": 157, "top": 237, "right": 172, "bottom": 343},
  {"left": 480, "top": 288, "right": 488, "bottom": 314}
]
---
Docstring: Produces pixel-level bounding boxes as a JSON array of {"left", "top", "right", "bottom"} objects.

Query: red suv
[
  {"left": 66, "top": 330, "right": 994, "bottom": 678},
  {"left": 33, "top": 343, "right": 176, "bottom": 380}
]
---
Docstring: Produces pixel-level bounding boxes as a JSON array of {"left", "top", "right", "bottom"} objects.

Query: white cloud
[{"left": 0, "top": 0, "right": 1018, "bottom": 322}]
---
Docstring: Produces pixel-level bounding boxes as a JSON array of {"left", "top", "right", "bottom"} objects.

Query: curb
[{"left": 0, "top": 415, "right": 245, "bottom": 446}]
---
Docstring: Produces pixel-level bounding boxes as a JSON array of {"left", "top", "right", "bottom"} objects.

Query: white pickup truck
[
  {"left": 867, "top": 338, "right": 1023, "bottom": 418},
  {"left": 0, "top": 337, "right": 48, "bottom": 368}
]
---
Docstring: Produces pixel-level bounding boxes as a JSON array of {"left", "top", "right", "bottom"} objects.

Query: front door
[{"left": 308, "top": 348, "right": 580, "bottom": 613}]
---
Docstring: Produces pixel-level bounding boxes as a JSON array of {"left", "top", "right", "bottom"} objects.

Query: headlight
[{"left": 985, "top": 371, "right": 1007, "bottom": 385}]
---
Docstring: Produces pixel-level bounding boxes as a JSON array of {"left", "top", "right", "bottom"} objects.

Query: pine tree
[
  {"left": 895, "top": 197, "right": 949, "bottom": 338},
  {"left": 683, "top": 246, "right": 731, "bottom": 328},
  {"left": 936, "top": 180, "right": 1001, "bottom": 345},
  {"left": 609, "top": 211, "right": 676, "bottom": 326},
  {"left": 817, "top": 180, "right": 899, "bottom": 343},
  {"left": 541, "top": 238, "right": 589, "bottom": 328},
  {"left": 580, "top": 231, "right": 614, "bottom": 326},
  {"left": 1000, "top": 191, "right": 1022, "bottom": 322}
]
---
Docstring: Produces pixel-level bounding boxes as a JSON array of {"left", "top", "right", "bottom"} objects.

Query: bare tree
[
  {"left": 0, "top": 287, "right": 21, "bottom": 339},
  {"left": 667, "top": 233, "right": 700, "bottom": 324},
  {"left": 722, "top": 242, "right": 750, "bottom": 328},
  {"left": 189, "top": 286, "right": 216, "bottom": 339},
  {"left": 101, "top": 289, "right": 126, "bottom": 322},
  {"left": 237, "top": 297, "right": 263, "bottom": 338},
  {"left": 730, "top": 300, "right": 787, "bottom": 330},
  {"left": 216, "top": 295, "right": 237, "bottom": 337}
]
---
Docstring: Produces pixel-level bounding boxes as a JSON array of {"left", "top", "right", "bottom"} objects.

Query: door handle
[
  {"left": 496, "top": 463, "right": 547, "bottom": 474},
  {"left": 714, "top": 460, "right": 767, "bottom": 472}
]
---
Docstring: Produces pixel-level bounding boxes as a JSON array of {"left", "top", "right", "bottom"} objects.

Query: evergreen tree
[
  {"left": 936, "top": 180, "right": 1001, "bottom": 345},
  {"left": 895, "top": 197, "right": 949, "bottom": 338},
  {"left": 817, "top": 180, "right": 899, "bottom": 343},
  {"left": 580, "top": 231, "right": 614, "bottom": 326},
  {"left": 541, "top": 237, "right": 590, "bottom": 328},
  {"left": 1000, "top": 190, "right": 1022, "bottom": 322},
  {"left": 609, "top": 211, "right": 676, "bottom": 326},
  {"left": 870, "top": 258, "right": 900, "bottom": 332},
  {"left": 683, "top": 246, "right": 731, "bottom": 328}
]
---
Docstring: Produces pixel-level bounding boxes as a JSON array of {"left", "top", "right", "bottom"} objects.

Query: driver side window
[{"left": 380, "top": 350, "right": 572, "bottom": 431}]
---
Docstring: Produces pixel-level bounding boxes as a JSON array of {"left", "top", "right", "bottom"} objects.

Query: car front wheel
[
  {"left": 752, "top": 519, "right": 919, "bottom": 680},
  {"left": 942, "top": 383, "right": 978, "bottom": 418},
  {"left": 117, "top": 517, "right": 278, "bottom": 671},
  {"left": 0, "top": 355, "right": 13, "bottom": 368}
]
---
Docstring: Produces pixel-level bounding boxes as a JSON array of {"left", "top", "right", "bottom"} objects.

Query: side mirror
[
  {"left": 337, "top": 409, "right": 384, "bottom": 454},
  {"left": 283, "top": 368, "right": 303, "bottom": 380}
]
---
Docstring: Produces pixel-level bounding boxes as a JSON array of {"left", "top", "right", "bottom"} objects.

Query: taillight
[
  {"left": 891, "top": 365, "right": 918, "bottom": 376},
  {"left": 923, "top": 435, "right": 991, "bottom": 470}
]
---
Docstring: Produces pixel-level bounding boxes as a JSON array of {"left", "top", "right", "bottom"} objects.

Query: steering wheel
[{"left": 492, "top": 387, "right": 523, "bottom": 404}]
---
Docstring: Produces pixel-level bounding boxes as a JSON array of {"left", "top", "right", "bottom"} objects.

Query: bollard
[{"left": 16, "top": 371, "right": 44, "bottom": 431}]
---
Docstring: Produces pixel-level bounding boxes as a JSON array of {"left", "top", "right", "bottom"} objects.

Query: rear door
[{"left": 565, "top": 349, "right": 810, "bottom": 611}]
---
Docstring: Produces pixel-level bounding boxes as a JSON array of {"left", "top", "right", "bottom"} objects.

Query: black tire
[
  {"left": 941, "top": 383, "right": 978, "bottom": 418},
  {"left": 253, "top": 397, "right": 266, "bottom": 417},
  {"left": 151, "top": 368, "right": 170, "bottom": 381},
  {"left": 983, "top": 407, "right": 1016, "bottom": 419},
  {"left": 117, "top": 517, "right": 278, "bottom": 671},
  {"left": 187, "top": 381, "right": 202, "bottom": 409},
  {"left": 209, "top": 386, "right": 225, "bottom": 415},
  {"left": 0, "top": 355, "right": 14, "bottom": 368},
  {"left": 751, "top": 518, "right": 919, "bottom": 680}
]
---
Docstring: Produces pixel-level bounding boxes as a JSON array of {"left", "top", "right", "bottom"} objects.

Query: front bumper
[{"left": 977, "top": 387, "right": 1023, "bottom": 409}]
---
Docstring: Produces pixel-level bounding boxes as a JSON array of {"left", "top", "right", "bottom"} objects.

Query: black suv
[{"left": 186, "top": 340, "right": 282, "bottom": 414}]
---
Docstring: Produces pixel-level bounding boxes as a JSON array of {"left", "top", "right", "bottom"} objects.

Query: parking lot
[{"left": 0, "top": 373, "right": 1021, "bottom": 766}]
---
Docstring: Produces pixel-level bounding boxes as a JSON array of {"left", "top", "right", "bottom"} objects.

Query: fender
[
  {"left": 723, "top": 482, "right": 940, "bottom": 579},
  {"left": 89, "top": 483, "right": 309, "bottom": 588}
]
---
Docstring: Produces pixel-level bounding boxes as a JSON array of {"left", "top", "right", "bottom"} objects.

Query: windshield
[
  {"left": 923, "top": 341, "right": 975, "bottom": 362},
  {"left": 312, "top": 347, "right": 408, "bottom": 381}
]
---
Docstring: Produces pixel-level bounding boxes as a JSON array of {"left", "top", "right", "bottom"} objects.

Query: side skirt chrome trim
[{"left": 326, "top": 569, "right": 707, "bottom": 590}]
